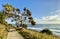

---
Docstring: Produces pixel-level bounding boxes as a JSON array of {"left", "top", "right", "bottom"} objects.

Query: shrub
[
  {"left": 22, "top": 24, "right": 27, "bottom": 29},
  {"left": 40, "top": 28, "right": 52, "bottom": 35}
]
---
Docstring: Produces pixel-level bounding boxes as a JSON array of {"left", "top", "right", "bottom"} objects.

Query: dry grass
[
  {"left": 0, "top": 24, "right": 8, "bottom": 39},
  {"left": 18, "top": 28, "right": 60, "bottom": 39}
]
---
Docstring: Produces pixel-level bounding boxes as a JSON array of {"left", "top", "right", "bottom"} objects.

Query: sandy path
[{"left": 7, "top": 29, "right": 24, "bottom": 39}]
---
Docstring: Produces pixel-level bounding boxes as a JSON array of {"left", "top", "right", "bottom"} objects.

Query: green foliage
[
  {"left": 3, "top": 4, "right": 14, "bottom": 11},
  {"left": 22, "top": 24, "right": 27, "bottom": 29},
  {"left": 23, "top": 7, "right": 31, "bottom": 16},
  {"left": 26, "top": 9, "right": 31, "bottom": 16},
  {"left": 0, "top": 12, "right": 5, "bottom": 19},
  {"left": 8, "top": 24, "right": 12, "bottom": 26},
  {"left": 40, "top": 29, "right": 52, "bottom": 35},
  {"left": 2, "top": 4, "right": 36, "bottom": 28},
  {"left": 24, "top": 7, "right": 26, "bottom": 11},
  {"left": 0, "top": 12, "right": 6, "bottom": 24},
  {"left": 30, "top": 20, "right": 36, "bottom": 25}
]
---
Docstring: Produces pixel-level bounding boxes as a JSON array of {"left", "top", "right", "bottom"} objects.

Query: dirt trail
[{"left": 7, "top": 29, "right": 24, "bottom": 39}]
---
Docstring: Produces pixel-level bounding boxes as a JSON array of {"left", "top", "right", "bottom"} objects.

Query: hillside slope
[
  {"left": 0, "top": 24, "right": 8, "bottom": 39},
  {"left": 17, "top": 29, "right": 60, "bottom": 39}
]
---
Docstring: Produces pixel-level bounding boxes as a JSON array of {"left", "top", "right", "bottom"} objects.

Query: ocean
[{"left": 27, "top": 24, "right": 60, "bottom": 36}]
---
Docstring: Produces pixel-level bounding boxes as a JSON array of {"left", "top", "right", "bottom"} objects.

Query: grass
[
  {"left": 17, "top": 28, "right": 60, "bottom": 39},
  {"left": 0, "top": 24, "right": 8, "bottom": 39}
]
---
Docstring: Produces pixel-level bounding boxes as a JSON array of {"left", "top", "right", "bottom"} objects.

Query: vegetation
[
  {"left": 17, "top": 29, "right": 60, "bottom": 39},
  {"left": 0, "top": 12, "right": 6, "bottom": 24},
  {"left": 0, "top": 3, "right": 36, "bottom": 39},
  {"left": 22, "top": 24, "right": 27, "bottom": 29},
  {"left": 0, "top": 12, "right": 9, "bottom": 39},
  {"left": 40, "top": 29, "right": 52, "bottom": 35},
  {"left": 0, "top": 4, "right": 10, "bottom": 39},
  {"left": 0, "top": 3, "right": 60, "bottom": 39},
  {"left": 2, "top": 4, "right": 36, "bottom": 29},
  {"left": 0, "top": 24, "right": 8, "bottom": 39}
]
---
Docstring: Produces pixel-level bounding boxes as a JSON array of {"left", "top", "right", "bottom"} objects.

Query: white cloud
[
  {"left": 34, "top": 10, "right": 60, "bottom": 24},
  {"left": 41, "top": 15, "right": 59, "bottom": 21}
]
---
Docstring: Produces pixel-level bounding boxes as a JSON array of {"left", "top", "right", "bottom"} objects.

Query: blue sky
[{"left": 0, "top": 0, "right": 60, "bottom": 24}]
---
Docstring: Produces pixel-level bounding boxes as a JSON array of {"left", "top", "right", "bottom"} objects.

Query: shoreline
[{"left": 27, "top": 28, "right": 60, "bottom": 36}]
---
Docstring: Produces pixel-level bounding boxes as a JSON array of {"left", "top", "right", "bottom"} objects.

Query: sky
[{"left": 0, "top": 0, "right": 60, "bottom": 24}]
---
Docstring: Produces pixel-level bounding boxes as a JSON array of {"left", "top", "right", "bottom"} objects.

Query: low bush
[
  {"left": 22, "top": 24, "right": 27, "bottom": 29},
  {"left": 40, "top": 29, "right": 52, "bottom": 35}
]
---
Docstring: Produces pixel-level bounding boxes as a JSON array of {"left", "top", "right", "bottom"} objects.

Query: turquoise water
[{"left": 27, "top": 24, "right": 60, "bottom": 36}]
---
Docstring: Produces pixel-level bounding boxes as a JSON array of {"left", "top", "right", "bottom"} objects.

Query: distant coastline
[{"left": 27, "top": 24, "right": 60, "bottom": 36}]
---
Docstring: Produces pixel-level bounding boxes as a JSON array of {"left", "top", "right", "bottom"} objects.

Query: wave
[{"left": 27, "top": 27, "right": 60, "bottom": 36}]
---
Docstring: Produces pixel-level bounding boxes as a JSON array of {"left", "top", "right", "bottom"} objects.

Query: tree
[
  {"left": 3, "top": 3, "right": 14, "bottom": 11},
  {"left": 23, "top": 7, "right": 36, "bottom": 25},
  {"left": 24, "top": 7, "right": 31, "bottom": 16},
  {"left": 2, "top": 4, "right": 15, "bottom": 17},
  {"left": 2, "top": 4, "right": 36, "bottom": 28}
]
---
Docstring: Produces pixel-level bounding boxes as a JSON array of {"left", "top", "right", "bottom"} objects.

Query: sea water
[{"left": 27, "top": 24, "right": 60, "bottom": 36}]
